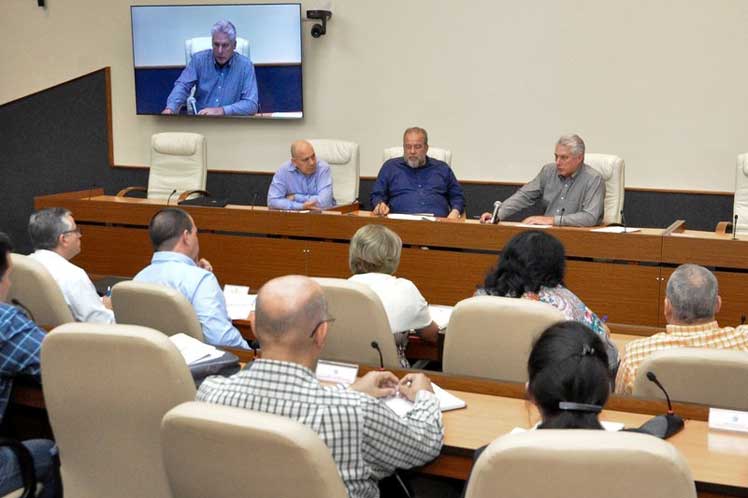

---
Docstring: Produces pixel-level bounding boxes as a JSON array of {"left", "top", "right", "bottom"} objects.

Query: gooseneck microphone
[
  {"left": 733, "top": 214, "right": 739, "bottom": 240},
  {"left": 11, "top": 299, "right": 35, "bottom": 322},
  {"left": 623, "top": 371, "right": 684, "bottom": 439},
  {"left": 370, "top": 341, "right": 384, "bottom": 369},
  {"left": 166, "top": 189, "right": 178, "bottom": 206},
  {"left": 621, "top": 209, "right": 627, "bottom": 233},
  {"left": 490, "top": 200, "right": 502, "bottom": 224},
  {"left": 646, "top": 371, "right": 674, "bottom": 414},
  {"left": 250, "top": 192, "right": 259, "bottom": 211},
  {"left": 559, "top": 208, "right": 566, "bottom": 227}
]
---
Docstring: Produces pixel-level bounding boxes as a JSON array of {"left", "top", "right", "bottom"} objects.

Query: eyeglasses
[
  {"left": 61, "top": 228, "right": 81, "bottom": 237},
  {"left": 309, "top": 317, "right": 336, "bottom": 338}
]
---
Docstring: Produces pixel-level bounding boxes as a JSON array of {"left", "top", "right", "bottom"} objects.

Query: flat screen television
[{"left": 131, "top": 3, "right": 302, "bottom": 119}]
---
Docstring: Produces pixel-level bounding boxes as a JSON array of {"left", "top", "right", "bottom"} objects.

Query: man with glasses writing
[{"left": 28, "top": 207, "right": 114, "bottom": 323}]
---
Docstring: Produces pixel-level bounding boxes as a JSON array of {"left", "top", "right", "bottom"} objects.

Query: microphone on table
[
  {"left": 250, "top": 192, "right": 259, "bottom": 211},
  {"left": 741, "top": 314, "right": 746, "bottom": 326},
  {"left": 11, "top": 299, "right": 36, "bottom": 323},
  {"left": 187, "top": 96, "right": 198, "bottom": 115},
  {"left": 621, "top": 209, "right": 627, "bottom": 233},
  {"left": 166, "top": 189, "right": 178, "bottom": 206},
  {"left": 489, "top": 200, "right": 502, "bottom": 225},
  {"left": 624, "top": 371, "right": 684, "bottom": 439},
  {"left": 559, "top": 208, "right": 566, "bottom": 227},
  {"left": 733, "top": 214, "right": 739, "bottom": 240},
  {"left": 370, "top": 341, "right": 384, "bottom": 370}
]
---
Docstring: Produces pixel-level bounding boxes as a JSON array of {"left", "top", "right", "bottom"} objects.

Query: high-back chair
[
  {"left": 382, "top": 146, "right": 453, "bottom": 168},
  {"left": 117, "top": 133, "right": 207, "bottom": 201},
  {"left": 161, "top": 402, "right": 348, "bottom": 498},
  {"left": 442, "top": 296, "right": 564, "bottom": 382},
  {"left": 111, "top": 280, "right": 204, "bottom": 341},
  {"left": 185, "top": 37, "right": 250, "bottom": 66},
  {"left": 632, "top": 348, "right": 748, "bottom": 410},
  {"left": 307, "top": 139, "right": 360, "bottom": 205},
  {"left": 584, "top": 153, "right": 626, "bottom": 225},
  {"left": 464, "top": 430, "right": 696, "bottom": 498},
  {"left": 313, "top": 278, "right": 400, "bottom": 368},
  {"left": 41, "top": 323, "right": 196, "bottom": 498},
  {"left": 7, "top": 254, "right": 73, "bottom": 327}
]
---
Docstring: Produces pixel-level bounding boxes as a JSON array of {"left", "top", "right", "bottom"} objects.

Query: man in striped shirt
[
  {"left": 198, "top": 275, "right": 443, "bottom": 498},
  {"left": 616, "top": 264, "right": 748, "bottom": 394}
]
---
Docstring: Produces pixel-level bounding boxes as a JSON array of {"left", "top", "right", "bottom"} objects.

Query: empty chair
[
  {"left": 117, "top": 132, "right": 207, "bottom": 201},
  {"left": 307, "top": 139, "right": 360, "bottom": 205},
  {"left": 443, "top": 296, "right": 564, "bottom": 382},
  {"left": 632, "top": 348, "right": 748, "bottom": 411},
  {"left": 111, "top": 280, "right": 203, "bottom": 341},
  {"left": 313, "top": 278, "right": 400, "bottom": 368},
  {"left": 41, "top": 323, "right": 196, "bottom": 498},
  {"left": 584, "top": 153, "right": 626, "bottom": 225},
  {"left": 161, "top": 402, "right": 348, "bottom": 498},
  {"left": 382, "top": 146, "right": 453, "bottom": 167},
  {"left": 464, "top": 430, "right": 695, "bottom": 498},
  {"left": 7, "top": 254, "right": 73, "bottom": 327}
]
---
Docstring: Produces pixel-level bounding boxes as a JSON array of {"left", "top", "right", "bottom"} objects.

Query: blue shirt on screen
[
  {"left": 370, "top": 157, "right": 465, "bottom": 217},
  {"left": 165, "top": 50, "right": 259, "bottom": 116},
  {"left": 267, "top": 160, "right": 336, "bottom": 210},
  {"left": 134, "top": 252, "right": 249, "bottom": 349}
]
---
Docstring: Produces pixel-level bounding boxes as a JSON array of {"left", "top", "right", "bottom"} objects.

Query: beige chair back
[
  {"left": 162, "top": 402, "right": 348, "bottom": 498},
  {"left": 443, "top": 296, "right": 564, "bottom": 382},
  {"left": 382, "top": 146, "right": 453, "bottom": 168},
  {"left": 308, "top": 139, "right": 360, "bottom": 205},
  {"left": 465, "top": 430, "right": 695, "bottom": 498},
  {"left": 41, "top": 323, "right": 196, "bottom": 498},
  {"left": 632, "top": 348, "right": 748, "bottom": 410},
  {"left": 147, "top": 132, "right": 207, "bottom": 200},
  {"left": 111, "top": 280, "right": 204, "bottom": 341},
  {"left": 733, "top": 153, "right": 748, "bottom": 234},
  {"left": 7, "top": 253, "right": 73, "bottom": 326},
  {"left": 185, "top": 37, "right": 250, "bottom": 65},
  {"left": 313, "top": 277, "right": 400, "bottom": 368},
  {"left": 585, "top": 153, "right": 626, "bottom": 225}
]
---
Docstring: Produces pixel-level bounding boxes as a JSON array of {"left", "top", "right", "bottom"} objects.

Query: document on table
[
  {"left": 385, "top": 383, "right": 466, "bottom": 417},
  {"left": 428, "top": 305, "right": 453, "bottom": 330},
  {"left": 223, "top": 284, "right": 256, "bottom": 320},
  {"left": 387, "top": 213, "right": 437, "bottom": 222},
  {"left": 169, "top": 333, "right": 225, "bottom": 365},
  {"left": 515, "top": 223, "right": 552, "bottom": 228},
  {"left": 590, "top": 226, "right": 641, "bottom": 233}
]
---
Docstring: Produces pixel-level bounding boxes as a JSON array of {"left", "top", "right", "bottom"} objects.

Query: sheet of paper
[
  {"left": 224, "top": 284, "right": 250, "bottom": 295},
  {"left": 428, "top": 304, "right": 453, "bottom": 330},
  {"left": 387, "top": 213, "right": 436, "bottom": 222},
  {"left": 384, "top": 382, "right": 467, "bottom": 417},
  {"left": 224, "top": 288, "right": 257, "bottom": 320},
  {"left": 515, "top": 223, "right": 551, "bottom": 228},
  {"left": 169, "top": 333, "right": 222, "bottom": 365},
  {"left": 590, "top": 226, "right": 641, "bottom": 233}
]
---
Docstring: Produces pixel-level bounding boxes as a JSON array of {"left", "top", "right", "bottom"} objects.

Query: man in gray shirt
[{"left": 480, "top": 134, "right": 605, "bottom": 226}]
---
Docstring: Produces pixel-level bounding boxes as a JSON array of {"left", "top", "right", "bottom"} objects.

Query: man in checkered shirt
[
  {"left": 197, "top": 275, "right": 444, "bottom": 498},
  {"left": 616, "top": 264, "right": 748, "bottom": 394}
]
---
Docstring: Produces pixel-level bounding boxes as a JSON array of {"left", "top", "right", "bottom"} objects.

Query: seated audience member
[
  {"left": 348, "top": 224, "right": 439, "bottom": 367},
  {"left": 0, "top": 233, "right": 61, "bottom": 497},
  {"left": 134, "top": 208, "right": 249, "bottom": 349},
  {"left": 480, "top": 134, "right": 604, "bottom": 226},
  {"left": 371, "top": 127, "right": 465, "bottom": 218},
  {"left": 616, "top": 264, "right": 748, "bottom": 394},
  {"left": 28, "top": 208, "right": 114, "bottom": 323},
  {"left": 267, "top": 140, "right": 336, "bottom": 210},
  {"left": 198, "top": 275, "right": 443, "bottom": 498},
  {"left": 475, "top": 230, "right": 618, "bottom": 372}
]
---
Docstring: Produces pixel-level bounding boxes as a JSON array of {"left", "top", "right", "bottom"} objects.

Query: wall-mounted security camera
[{"left": 307, "top": 10, "right": 332, "bottom": 38}]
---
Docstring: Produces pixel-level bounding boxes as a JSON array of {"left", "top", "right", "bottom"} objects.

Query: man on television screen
[{"left": 162, "top": 20, "right": 259, "bottom": 116}]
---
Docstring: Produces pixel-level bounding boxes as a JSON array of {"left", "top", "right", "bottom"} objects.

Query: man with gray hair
[
  {"left": 267, "top": 140, "right": 336, "bottom": 210},
  {"left": 480, "top": 134, "right": 605, "bottom": 226},
  {"left": 28, "top": 208, "right": 114, "bottom": 323},
  {"left": 162, "top": 19, "right": 259, "bottom": 116},
  {"left": 615, "top": 264, "right": 748, "bottom": 394},
  {"left": 198, "top": 275, "right": 443, "bottom": 498}
]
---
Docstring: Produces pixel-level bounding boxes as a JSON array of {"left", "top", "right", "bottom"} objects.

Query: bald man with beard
[
  {"left": 197, "top": 275, "right": 443, "bottom": 498},
  {"left": 267, "top": 140, "right": 336, "bottom": 210}
]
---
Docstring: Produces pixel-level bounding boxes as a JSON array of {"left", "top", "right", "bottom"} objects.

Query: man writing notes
[
  {"left": 371, "top": 127, "right": 465, "bottom": 218},
  {"left": 198, "top": 275, "right": 443, "bottom": 498},
  {"left": 134, "top": 208, "right": 249, "bottom": 349},
  {"left": 480, "top": 134, "right": 605, "bottom": 226},
  {"left": 267, "top": 140, "right": 335, "bottom": 210},
  {"left": 162, "top": 20, "right": 259, "bottom": 116}
]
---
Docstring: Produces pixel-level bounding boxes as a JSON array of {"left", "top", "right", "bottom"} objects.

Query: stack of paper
[
  {"left": 169, "top": 333, "right": 225, "bottom": 365},
  {"left": 384, "top": 383, "right": 467, "bottom": 417},
  {"left": 223, "top": 284, "right": 256, "bottom": 320},
  {"left": 590, "top": 226, "right": 641, "bottom": 233},
  {"left": 387, "top": 213, "right": 436, "bottom": 222},
  {"left": 428, "top": 305, "right": 453, "bottom": 330}
]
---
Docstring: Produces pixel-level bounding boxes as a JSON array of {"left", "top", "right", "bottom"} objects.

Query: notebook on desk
[{"left": 385, "top": 383, "right": 466, "bottom": 417}]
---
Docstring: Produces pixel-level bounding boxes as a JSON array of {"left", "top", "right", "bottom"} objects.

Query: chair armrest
[
  {"left": 177, "top": 190, "right": 209, "bottom": 202},
  {"left": 716, "top": 221, "right": 733, "bottom": 234},
  {"left": 116, "top": 186, "right": 147, "bottom": 197}
]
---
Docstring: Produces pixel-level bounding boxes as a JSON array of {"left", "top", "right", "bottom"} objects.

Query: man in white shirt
[{"left": 28, "top": 208, "right": 114, "bottom": 323}]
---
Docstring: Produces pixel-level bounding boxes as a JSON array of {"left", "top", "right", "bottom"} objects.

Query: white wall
[{"left": 2, "top": 0, "right": 747, "bottom": 191}]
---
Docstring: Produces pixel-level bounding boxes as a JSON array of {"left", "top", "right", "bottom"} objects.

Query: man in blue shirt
[
  {"left": 371, "top": 127, "right": 465, "bottom": 218},
  {"left": 267, "top": 140, "right": 336, "bottom": 210},
  {"left": 162, "top": 20, "right": 259, "bottom": 116},
  {"left": 134, "top": 208, "right": 249, "bottom": 349}
]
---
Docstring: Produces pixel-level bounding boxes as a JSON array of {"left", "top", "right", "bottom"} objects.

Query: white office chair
[
  {"left": 7, "top": 253, "right": 73, "bottom": 327},
  {"left": 307, "top": 139, "right": 360, "bottom": 205},
  {"left": 382, "top": 146, "right": 453, "bottom": 168},
  {"left": 585, "top": 153, "right": 625, "bottom": 225},
  {"left": 185, "top": 36, "right": 250, "bottom": 66},
  {"left": 465, "top": 430, "right": 695, "bottom": 498},
  {"left": 117, "top": 132, "right": 207, "bottom": 201}
]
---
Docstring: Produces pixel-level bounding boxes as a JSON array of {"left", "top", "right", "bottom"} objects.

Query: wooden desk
[{"left": 34, "top": 190, "right": 748, "bottom": 330}]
